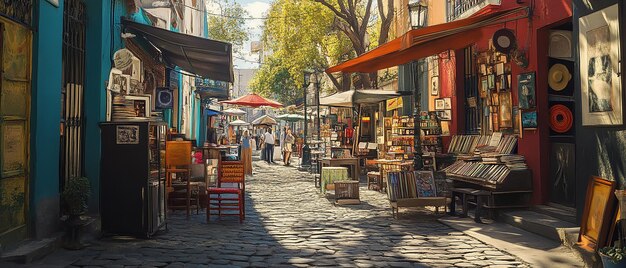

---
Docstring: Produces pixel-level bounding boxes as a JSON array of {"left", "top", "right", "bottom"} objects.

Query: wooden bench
[{"left": 449, "top": 187, "right": 492, "bottom": 223}]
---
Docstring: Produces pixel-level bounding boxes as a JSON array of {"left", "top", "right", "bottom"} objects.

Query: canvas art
[
  {"left": 522, "top": 111, "right": 538, "bottom": 129},
  {"left": 125, "top": 95, "right": 151, "bottom": 118},
  {"left": 480, "top": 76, "right": 488, "bottom": 98},
  {"left": 415, "top": 171, "right": 437, "bottom": 197},
  {"left": 518, "top": 72, "right": 536, "bottom": 109},
  {"left": 579, "top": 4, "right": 622, "bottom": 126},
  {"left": 499, "top": 92, "right": 513, "bottom": 128}
]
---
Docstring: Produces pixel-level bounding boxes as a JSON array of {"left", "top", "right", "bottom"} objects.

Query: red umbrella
[{"left": 221, "top": 93, "right": 283, "bottom": 108}]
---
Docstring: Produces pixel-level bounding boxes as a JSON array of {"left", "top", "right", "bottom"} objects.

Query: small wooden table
[
  {"left": 320, "top": 167, "right": 349, "bottom": 194},
  {"left": 321, "top": 158, "right": 360, "bottom": 181}
]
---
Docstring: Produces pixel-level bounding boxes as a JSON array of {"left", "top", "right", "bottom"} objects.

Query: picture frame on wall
[
  {"left": 518, "top": 72, "right": 536, "bottom": 110},
  {"left": 431, "top": 75, "right": 439, "bottom": 96},
  {"left": 579, "top": 4, "right": 622, "bottom": 126},
  {"left": 480, "top": 76, "right": 488, "bottom": 98},
  {"left": 522, "top": 111, "right": 538, "bottom": 129},
  {"left": 435, "top": 98, "right": 445, "bottom": 110},
  {"left": 438, "top": 110, "right": 452, "bottom": 121},
  {"left": 487, "top": 74, "right": 495, "bottom": 90},
  {"left": 499, "top": 92, "right": 513, "bottom": 128},
  {"left": 443, "top": 98, "right": 452, "bottom": 109}
]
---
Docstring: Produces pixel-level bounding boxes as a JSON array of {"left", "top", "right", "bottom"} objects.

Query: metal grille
[
  {"left": 447, "top": 0, "right": 486, "bottom": 21},
  {"left": 60, "top": 0, "right": 86, "bottom": 185},
  {"left": 463, "top": 47, "right": 480, "bottom": 134}
]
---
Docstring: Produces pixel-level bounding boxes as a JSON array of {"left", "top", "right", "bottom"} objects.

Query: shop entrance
[
  {"left": 60, "top": 0, "right": 86, "bottom": 186},
  {"left": 0, "top": 14, "right": 33, "bottom": 248},
  {"left": 545, "top": 22, "right": 576, "bottom": 208}
]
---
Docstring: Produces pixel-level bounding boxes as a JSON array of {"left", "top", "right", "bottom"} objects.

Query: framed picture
[
  {"left": 116, "top": 125, "right": 140, "bottom": 144},
  {"left": 496, "top": 62, "right": 505, "bottom": 75},
  {"left": 467, "top": 97, "right": 477, "bottom": 108},
  {"left": 579, "top": 176, "right": 616, "bottom": 251},
  {"left": 480, "top": 64, "right": 487, "bottom": 76},
  {"left": 384, "top": 117, "right": 392, "bottom": 128},
  {"left": 522, "top": 111, "right": 538, "bottom": 129},
  {"left": 491, "top": 92, "right": 500, "bottom": 106},
  {"left": 441, "top": 121, "right": 450, "bottom": 136},
  {"left": 125, "top": 95, "right": 151, "bottom": 118},
  {"left": 107, "top": 68, "right": 123, "bottom": 93},
  {"left": 431, "top": 75, "right": 439, "bottom": 96},
  {"left": 487, "top": 74, "right": 495, "bottom": 90},
  {"left": 443, "top": 97, "right": 452, "bottom": 109},
  {"left": 579, "top": 4, "right": 622, "bottom": 126},
  {"left": 499, "top": 92, "right": 513, "bottom": 128},
  {"left": 518, "top": 72, "right": 536, "bottom": 110},
  {"left": 155, "top": 87, "right": 174, "bottom": 109},
  {"left": 438, "top": 110, "right": 452, "bottom": 121},
  {"left": 415, "top": 170, "right": 437, "bottom": 197},
  {"left": 435, "top": 98, "right": 445, "bottom": 110}
]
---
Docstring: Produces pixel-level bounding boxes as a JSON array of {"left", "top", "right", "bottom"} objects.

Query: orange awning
[{"left": 326, "top": 6, "right": 527, "bottom": 74}]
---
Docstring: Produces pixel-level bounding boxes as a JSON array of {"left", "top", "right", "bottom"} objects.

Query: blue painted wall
[{"left": 30, "top": 0, "right": 64, "bottom": 238}]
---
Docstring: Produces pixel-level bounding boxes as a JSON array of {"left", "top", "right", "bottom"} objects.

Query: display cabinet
[{"left": 100, "top": 121, "right": 167, "bottom": 237}]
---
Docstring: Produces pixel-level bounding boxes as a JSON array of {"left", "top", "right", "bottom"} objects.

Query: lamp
[
  {"left": 301, "top": 70, "right": 313, "bottom": 168},
  {"left": 408, "top": 1, "right": 428, "bottom": 30}
]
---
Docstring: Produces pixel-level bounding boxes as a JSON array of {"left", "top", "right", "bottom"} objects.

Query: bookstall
[
  {"left": 386, "top": 170, "right": 448, "bottom": 218},
  {"left": 443, "top": 133, "right": 533, "bottom": 220}
]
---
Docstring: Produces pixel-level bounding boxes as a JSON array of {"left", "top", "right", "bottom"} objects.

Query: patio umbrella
[
  {"left": 251, "top": 115, "right": 278, "bottom": 126},
  {"left": 319, "top": 89, "right": 405, "bottom": 107},
  {"left": 221, "top": 93, "right": 283, "bottom": 108},
  {"left": 223, "top": 108, "right": 247, "bottom": 115},
  {"left": 229, "top": 119, "right": 250, "bottom": 126},
  {"left": 276, "top": 114, "right": 305, "bottom": 122}
]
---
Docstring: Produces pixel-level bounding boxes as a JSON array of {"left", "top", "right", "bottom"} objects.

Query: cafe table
[
  {"left": 320, "top": 167, "right": 349, "bottom": 194},
  {"left": 321, "top": 157, "right": 359, "bottom": 181}
]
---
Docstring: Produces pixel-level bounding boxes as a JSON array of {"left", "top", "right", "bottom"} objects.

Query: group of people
[
  {"left": 238, "top": 126, "right": 296, "bottom": 177},
  {"left": 259, "top": 126, "right": 295, "bottom": 166}
]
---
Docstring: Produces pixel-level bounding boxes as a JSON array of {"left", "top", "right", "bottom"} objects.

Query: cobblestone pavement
[{"left": 22, "top": 160, "right": 528, "bottom": 268}]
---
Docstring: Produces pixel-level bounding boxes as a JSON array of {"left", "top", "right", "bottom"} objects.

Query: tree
[
  {"left": 313, "top": 0, "right": 394, "bottom": 88},
  {"left": 249, "top": 58, "right": 300, "bottom": 105},
  {"left": 206, "top": 0, "right": 249, "bottom": 54}
]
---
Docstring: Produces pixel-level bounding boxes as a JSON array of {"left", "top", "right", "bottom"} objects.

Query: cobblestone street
[{"left": 21, "top": 160, "right": 527, "bottom": 268}]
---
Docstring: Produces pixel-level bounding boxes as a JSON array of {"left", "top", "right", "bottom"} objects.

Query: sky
[{"left": 206, "top": 0, "right": 273, "bottom": 70}]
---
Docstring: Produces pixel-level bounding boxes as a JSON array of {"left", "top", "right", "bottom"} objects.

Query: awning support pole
[{"left": 412, "top": 60, "right": 424, "bottom": 170}]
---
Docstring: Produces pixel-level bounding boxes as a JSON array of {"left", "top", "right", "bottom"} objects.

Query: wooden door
[{"left": 0, "top": 19, "right": 32, "bottom": 247}]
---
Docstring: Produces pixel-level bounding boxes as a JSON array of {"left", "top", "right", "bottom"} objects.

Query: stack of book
[
  {"left": 387, "top": 171, "right": 418, "bottom": 201},
  {"left": 496, "top": 135, "right": 518, "bottom": 154},
  {"left": 501, "top": 154, "right": 528, "bottom": 170},
  {"left": 111, "top": 95, "right": 138, "bottom": 121},
  {"left": 447, "top": 135, "right": 491, "bottom": 154}
]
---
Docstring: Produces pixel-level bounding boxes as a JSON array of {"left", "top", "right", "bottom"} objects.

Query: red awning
[{"left": 326, "top": 6, "right": 527, "bottom": 74}]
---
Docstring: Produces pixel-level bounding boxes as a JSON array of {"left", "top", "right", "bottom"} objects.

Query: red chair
[{"left": 206, "top": 160, "right": 245, "bottom": 223}]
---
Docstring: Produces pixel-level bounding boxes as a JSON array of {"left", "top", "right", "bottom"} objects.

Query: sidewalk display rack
[{"left": 386, "top": 170, "right": 448, "bottom": 218}]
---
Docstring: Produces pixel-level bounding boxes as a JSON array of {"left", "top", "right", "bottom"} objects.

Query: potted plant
[
  {"left": 61, "top": 177, "right": 91, "bottom": 249},
  {"left": 598, "top": 246, "right": 626, "bottom": 268}
]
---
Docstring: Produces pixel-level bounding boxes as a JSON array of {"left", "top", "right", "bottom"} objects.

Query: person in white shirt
[{"left": 263, "top": 128, "right": 275, "bottom": 163}]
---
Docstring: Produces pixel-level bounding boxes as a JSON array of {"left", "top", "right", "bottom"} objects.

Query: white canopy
[
  {"left": 319, "top": 89, "right": 403, "bottom": 107},
  {"left": 229, "top": 119, "right": 250, "bottom": 126},
  {"left": 223, "top": 108, "right": 247, "bottom": 115},
  {"left": 251, "top": 115, "right": 278, "bottom": 125}
]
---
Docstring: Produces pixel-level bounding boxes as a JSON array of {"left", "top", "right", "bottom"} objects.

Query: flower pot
[{"left": 600, "top": 252, "right": 626, "bottom": 268}]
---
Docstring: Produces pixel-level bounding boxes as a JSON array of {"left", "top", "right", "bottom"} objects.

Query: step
[
  {"left": 559, "top": 227, "right": 600, "bottom": 268},
  {"left": 499, "top": 210, "right": 578, "bottom": 241},
  {"left": 0, "top": 234, "right": 62, "bottom": 264},
  {"left": 532, "top": 204, "right": 577, "bottom": 224}
]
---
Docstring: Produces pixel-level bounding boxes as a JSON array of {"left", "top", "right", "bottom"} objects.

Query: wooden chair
[
  {"left": 166, "top": 141, "right": 199, "bottom": 218},
  {"left": 365, "top": 159, "right": 382, "bottom": 190},
  {"left": 207, "top": 160, "right": 245, "bottom": 223}
]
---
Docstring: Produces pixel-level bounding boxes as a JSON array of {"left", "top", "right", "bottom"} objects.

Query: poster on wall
[
  {"left": 499, "top": 92, "right": 513, "bottom": 128},
  {"left": 431, "top": 76, "right": 439, "bottom": 96},
  {"left": 579, "top": 4, "right": 622, "bottom": 126},
  {"left": 522, "top": 111, "right": 538, "bottom": 129},
  {"left": 517, "top": 72, "right": 536, "bottom": 110}
]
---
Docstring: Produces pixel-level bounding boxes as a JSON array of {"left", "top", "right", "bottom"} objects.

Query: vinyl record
[
  {"left": 156, "top": 87, "right": 173, "bottom": 109},
  {"left": 492, "top": 29, "right": 517, "bottom": 54},
  {"left": 550, "top": 104, "right": 573, "bottom": 133}
]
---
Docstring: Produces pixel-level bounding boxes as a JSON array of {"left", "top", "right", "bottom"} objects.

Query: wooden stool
[{"left": 367, "top": 171, "right": 382, "bottom": 190}]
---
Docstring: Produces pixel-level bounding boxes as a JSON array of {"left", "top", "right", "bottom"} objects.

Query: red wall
[{"left": 441, "top": 0, "right": 572, "bottom": 204}]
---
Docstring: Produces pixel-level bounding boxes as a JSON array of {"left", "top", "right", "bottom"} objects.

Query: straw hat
[{"left": 548, "top": 64, "right": 572, "bottom": 91}]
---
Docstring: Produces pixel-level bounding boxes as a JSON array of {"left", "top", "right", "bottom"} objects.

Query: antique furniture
[
  {"left": 166, "top": 140, "right": 200, "bottom": 218},
  {"left": 386, "top": 170, "right": 447, "bottom": 218},
  {"left": 207, "top": 160, "right": 246, "bottom": 223},
  {"left": 100, "top": 121, "right": 167, "bottom": 237},
  {"left": 321, "top": 158, "right": 360, "bottom": 181},
  {"left": 334, "top": 181, "right": 360, "bottom": 205}
]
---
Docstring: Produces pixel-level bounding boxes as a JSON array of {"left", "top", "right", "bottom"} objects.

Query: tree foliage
[{"left": 206, "top": 0, "right": 249, "bottom": 53}]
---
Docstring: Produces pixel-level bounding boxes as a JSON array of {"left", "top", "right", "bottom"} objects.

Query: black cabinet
[{"left": 100, "top": 121, "right": 167, "bottom": 237}]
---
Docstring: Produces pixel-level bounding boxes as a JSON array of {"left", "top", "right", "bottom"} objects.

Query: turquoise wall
[{"left": 30, "top": 0, "right": 64, "bottom": 238}]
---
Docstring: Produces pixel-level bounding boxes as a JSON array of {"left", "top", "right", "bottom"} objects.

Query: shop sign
[
  {"left": 386, "top": 97, "right": 403, "bottom": 111},
  {"left": 0, "top": 1, "right": 33, "bottom": 26}
]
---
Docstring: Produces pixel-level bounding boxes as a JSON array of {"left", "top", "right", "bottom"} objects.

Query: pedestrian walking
[
  {"left": 259, "top": 134, "right": 265, "bottom": 161},
  {"left": 241, "top": 130, "right": 253, "bottom": 176},
  {"left": 283, "top": 128, "right": 295, "bottom": 166},
  {"left": 263, "top": 128, "right": 275, "bottom": 163},
  {"left": 279, "top": 126, "right": 286, "bottom": 161}
]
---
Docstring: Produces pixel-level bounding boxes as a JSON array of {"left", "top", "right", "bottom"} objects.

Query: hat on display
[
  {"left": 549, "top": 30, "right": 573, "bottom": 59},
  {"left": 548, "top": 64, "right": 572, "bottom": 91},
  {"left": 492, "top": 29, "right": 517, "bottom": 54},
  {"left": 113, "top": 48, "right": 134, "bottom": 70}
]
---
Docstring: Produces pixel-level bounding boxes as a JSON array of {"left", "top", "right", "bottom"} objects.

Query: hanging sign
[{"left": 386, "top": 97, "right": 403, "bottom": 111}]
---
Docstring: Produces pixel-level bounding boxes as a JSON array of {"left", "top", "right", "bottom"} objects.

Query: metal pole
[
  {"left": 316, "top": 79, "right": 321, "bottom": 141},
  {"left": 302, "top": 83, "right": 311, "bottom": 166},
  {"left": 412, "top": 60, "right": 424, "bottom": 170}
]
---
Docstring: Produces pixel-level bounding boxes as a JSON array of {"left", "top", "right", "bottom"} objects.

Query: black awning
[{"left": 121, "top": 18, "right": 234, "bottom": 83}]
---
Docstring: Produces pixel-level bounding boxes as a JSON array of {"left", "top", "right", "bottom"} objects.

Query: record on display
[
  {"left": 550, "top": 104, "right": 573, "bottom": 133},
  {"left": 156, "top": 87, "right": 173, "bottom": 109},
  {"left": 492, "top": 29, "right": 517, "bottom": 54}
]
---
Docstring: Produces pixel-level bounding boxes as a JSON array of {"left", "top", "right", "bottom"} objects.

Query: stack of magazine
[{"left": 442, "top": 161, "right": 511, "bottom": 184}]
